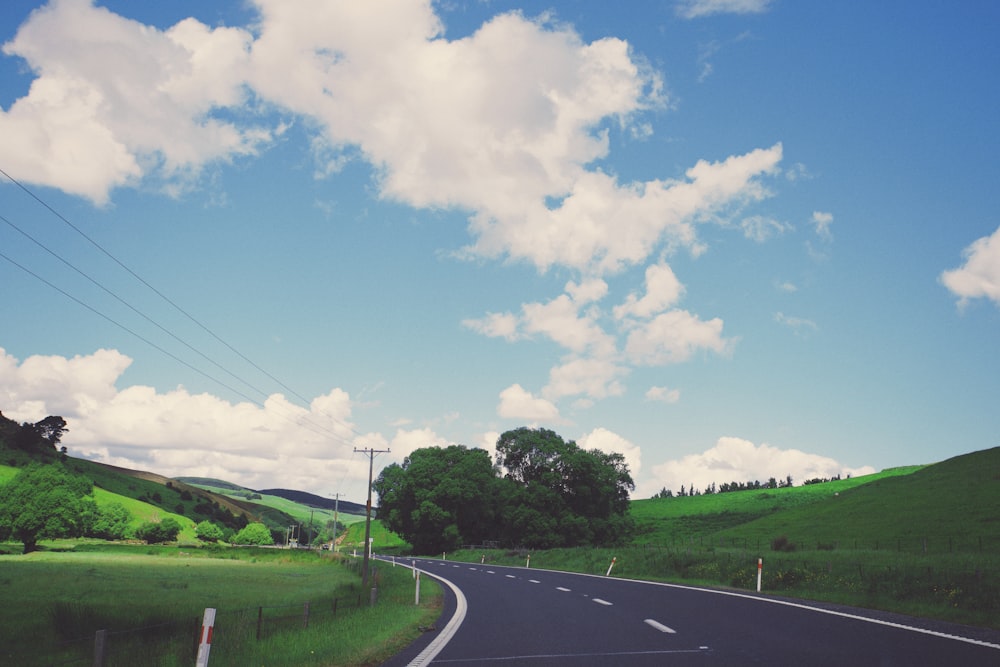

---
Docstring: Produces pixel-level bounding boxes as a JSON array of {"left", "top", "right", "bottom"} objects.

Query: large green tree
[
  {"left": 495, "top": 427, "right": 635, "bottom": 548},
  {"left": 374, "top": 445, "right": 498, "bottom": 554},
  {"left": 0, "top": 463, "right": 93, "bottom": 553}
]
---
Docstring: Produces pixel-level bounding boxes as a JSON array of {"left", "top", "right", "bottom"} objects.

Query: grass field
[{"left": 0, "top": 544, "right": 441, "bottom": 666}]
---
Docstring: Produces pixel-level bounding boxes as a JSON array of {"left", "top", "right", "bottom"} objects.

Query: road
[{"left": 381, "top": 556, "right": 1000, "bottom": 666}]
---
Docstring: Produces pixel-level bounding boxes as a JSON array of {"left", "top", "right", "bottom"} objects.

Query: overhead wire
[{"left": 0, "top": 168, "right": 364, "bottom": 450}]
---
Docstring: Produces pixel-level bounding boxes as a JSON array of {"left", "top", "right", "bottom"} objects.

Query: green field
[{"left": 0, "top": 545, "right": 441, "bottom": 666}]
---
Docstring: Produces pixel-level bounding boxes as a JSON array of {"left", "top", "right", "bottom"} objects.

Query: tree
[
  {"left": 233, "top": 522, "right": 273, "bottom": 546},
  {"left": 0, "top": 463, "right": 93, "bottom": 553},
  {"left": 495, "top": 427, "right": 635, "bottom": 549},
  {"left": 136, "top": 517, "right": 181, "bottom": 544},
  {"left": 195, "top": 520, "right": 224, "bottom": 542},
  {"left": 375, "top": 445, "right": 498, "bottom": 554},
  {"left": 89, "top": 501, "right": 133, "bottom": 540}
]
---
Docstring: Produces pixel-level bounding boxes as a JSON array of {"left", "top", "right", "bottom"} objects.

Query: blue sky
[{"left": 1, "top": 0, "right": 998, "bottom": 501}]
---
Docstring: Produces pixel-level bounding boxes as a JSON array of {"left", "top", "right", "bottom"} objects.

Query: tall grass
[{"left": 0, "top": 544, "right": 440, "bottom": 666}]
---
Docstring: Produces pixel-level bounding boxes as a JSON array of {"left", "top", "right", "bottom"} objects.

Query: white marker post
[
  {"left": 415, "top": 570, "right": 421, "bottom": 605},
  {"left": 606, "top": 557, "right": 617, "bottom": 577},
  {"left": 756, "top": 558, "right": 763, "bottom": 593},
  {"left": 195, "top": 608, "right": 216, "bottom": 667},
  {"left": 526, "top": 553, "right": 531, "bottom": 568}
]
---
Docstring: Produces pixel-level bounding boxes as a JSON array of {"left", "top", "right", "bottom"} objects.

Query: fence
[{"left": 6, "top": 580, "right": 380, "bottom": 667}]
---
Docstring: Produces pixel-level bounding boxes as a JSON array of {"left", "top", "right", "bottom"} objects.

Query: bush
[
  {"left": 232, "top": 522, "right": 273, "bottom": 546},
  {"left": 771, "top": 535, "right": 797, "bottom": 552},
  {"left": 195, "top": 520, "right": 225, "bottom": 542},
  {"left": 136, "top": 517, "right": 181, "bottom": 544}
]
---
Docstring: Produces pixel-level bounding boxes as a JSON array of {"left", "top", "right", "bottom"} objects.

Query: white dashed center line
[
  {"left": 644, "top": 619, "right": 677, "bottom": 634},
  {"left": 592, "top": 598, "right": 613, "bottom": 606},
  {"left": 556, "top": 587, "right": 572, "bottom": 592}
]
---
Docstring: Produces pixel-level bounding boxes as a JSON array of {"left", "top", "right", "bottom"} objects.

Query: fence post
[
  {"left": 195, "top": 608, "right": 216, "bottom": 667},
  {"left": 92, "top": 629, "right": 107, "bottom": 667}
]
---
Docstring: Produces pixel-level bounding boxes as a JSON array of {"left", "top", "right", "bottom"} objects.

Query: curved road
[{"left": 382, "top": 556, "right": 1000, "bottom": 666}]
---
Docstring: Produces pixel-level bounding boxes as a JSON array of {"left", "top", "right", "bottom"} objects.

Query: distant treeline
[{"left": 652, "top": 474, "right": 845, "bottom": 499}]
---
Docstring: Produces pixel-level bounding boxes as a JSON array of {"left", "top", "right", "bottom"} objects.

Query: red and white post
[
  {"left": 195, "top": 607, "right": 216, "bottom": 667},
  {"left": 756, "top": 558, "right": 763, "bottom": 592},
  {"left": 606, "top": 557, "right": 617, "bottom": 577}
]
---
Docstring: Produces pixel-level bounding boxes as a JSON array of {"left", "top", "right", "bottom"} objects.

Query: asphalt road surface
[{"left": 381, "top": 556, "right": 1000, "bottom": 666}]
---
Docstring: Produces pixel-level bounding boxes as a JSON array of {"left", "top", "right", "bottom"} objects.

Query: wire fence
[{"left": 6, "top": 588, "right": 377, "bottom": 667}]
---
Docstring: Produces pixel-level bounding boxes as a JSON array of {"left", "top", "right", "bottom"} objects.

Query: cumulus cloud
[
  {"left": 577, "top": 426, "right": 642, "bottom": 479},
  {"left": 940, "top": 224, "right": 1000, "bottom": 309},
  {"left": 496, "top": 383, "right": 561, "bottom": 422},
  {"left": 1, "top": 0, "right": 272, "bottom": 204},
  {"left": 0, "top": 347, "right": 393, "bottom": 496},
  {"left": 676, "top": 0, "right": 773, "bottom": 20},
  {"left": 624, "top": 309, "right": 732, "bottom": 365},
  {"left": 614, "top": 263, "right": 685, "bottom": 320},
  {"left": 639, "top": 436, "right": 875, "bottom": 498}
]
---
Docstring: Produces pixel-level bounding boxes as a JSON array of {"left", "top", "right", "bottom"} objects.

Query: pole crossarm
[{"left": 354, "top": 447, "right": 390, "bottom": 589}]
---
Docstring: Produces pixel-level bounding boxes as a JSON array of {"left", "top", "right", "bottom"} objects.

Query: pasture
[{"left": 0, "top": 544, "right": 440, "bottom": 666}]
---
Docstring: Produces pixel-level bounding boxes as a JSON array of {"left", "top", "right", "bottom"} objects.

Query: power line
[{"left": 0, "top": 168, "right": 361, "bottom": 447}]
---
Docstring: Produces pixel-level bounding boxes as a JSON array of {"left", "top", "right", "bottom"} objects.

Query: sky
[{"left": 1, "top": 0, "right": 998, "bottom": 503}]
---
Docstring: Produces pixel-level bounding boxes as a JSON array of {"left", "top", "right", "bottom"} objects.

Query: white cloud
[
  {"left": 624, "top": 310, "right": 732, "bottom": 366},
  {"left": 614, "top": 262, "right": 685, "bottom": 320},
  {"left": 677, "top": 0, "right": 773, "bottom": 20},
  {"left": 522, "top": 293, "right": 616, "bottom": 357},
  {"left": 387, "top": 427, "right": 452, "bottom": 460},
  {"left": 645, "top": 385, "right": 680, "bottom": 403},
  {"left": 811, "top": 211, "right": 834, "bottom": 242},
  {"left": 496, "top": 383, "right": 561, "bottom": 422},
  {"left": 577, "top": 426, "right": 642, "bottom": 479},
  {"left": 1, "top": 0, "right": 271, "bottom": 204},
  {"left": 0, "top": 347, "right": 379, "bottom": 496},
  {"left": 741, "top": 215, "right": 790, "bottom": 243},
  {"left": 639, "top": 436, "right": 875, "bottom": 498},
  {"left": 775, "top": 280, "right": 798, "bottom": 293},
  {"left": 774, "top": 311, "right": 818, "bottom": 335},
  {"left": 940, "top": 224, "right": 1000, "bottom": 309},
  {"left": 543, "top": 357, "right": 627, "bottom": 401},
  {"left": 461, "top": 311, "right": 522, "bottom": 341}
]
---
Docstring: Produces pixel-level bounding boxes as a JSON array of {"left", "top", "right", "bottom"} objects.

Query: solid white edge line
[
  {"left": 404, "top": 565, "right": 468, "bottom": 667},
  {"left": 516, "top": 565, "right": 1000, "bottom": 651}
]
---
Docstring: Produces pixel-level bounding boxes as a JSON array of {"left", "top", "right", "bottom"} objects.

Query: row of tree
[
  {"left": 652, "top": 472, "right": 845, "bottom": 499},
  {"left": 373, "top": 427, "right": 635, "bottom": 554}
]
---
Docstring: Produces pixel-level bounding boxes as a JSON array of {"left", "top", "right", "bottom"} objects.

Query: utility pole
[
  {"left": 329, "top": 493, "right": 341, "bottom": 551},
  {"left": 354, "top": 447, "right": 390, "bottom": 589}
]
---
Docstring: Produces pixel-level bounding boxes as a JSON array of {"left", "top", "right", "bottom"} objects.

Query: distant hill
[
  {"left": 175, "top": 477, "right": 252, "bottom": 492},
  {"left": 257, "top": 488, "right": 366, "bottom": 515}
]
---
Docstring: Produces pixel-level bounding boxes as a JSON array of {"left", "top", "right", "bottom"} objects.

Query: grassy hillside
[{"left": 630, "top": 465, "right": 926, "bottom": 546}]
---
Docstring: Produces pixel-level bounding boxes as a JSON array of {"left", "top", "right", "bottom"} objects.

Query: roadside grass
[
  {"left": 0, "top": 543, "right": 441, "bottom": 666},
  {"left": 445, "top": 448, "right": 1000, "bottom": 630}
]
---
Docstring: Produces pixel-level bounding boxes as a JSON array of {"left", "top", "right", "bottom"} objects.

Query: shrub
[
  {"left": 233, "top": 522, "right": 273, "bottom": 546},
  {"left": 771, "top": 535, "right": 797, "bottom": 552},
  {"left": 136, "top": 517, "right": 181, "bottom": 544},
  {"left": 195, "top": 520, "right": 224, "bottom": 542}
]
